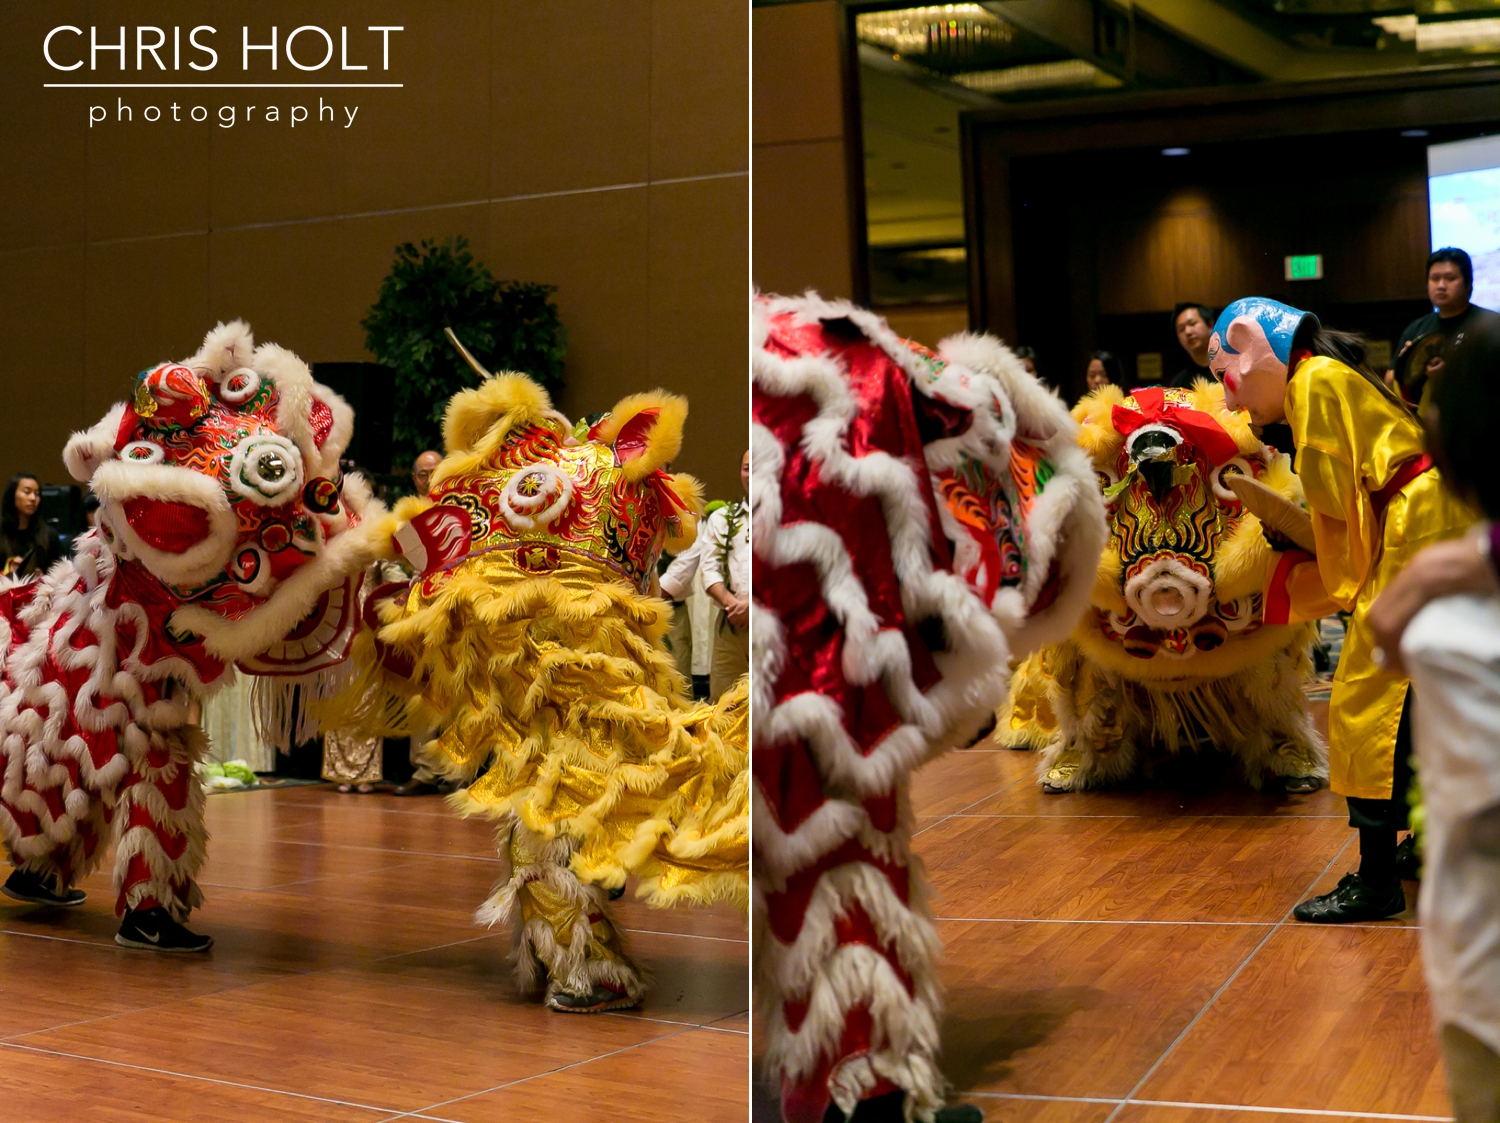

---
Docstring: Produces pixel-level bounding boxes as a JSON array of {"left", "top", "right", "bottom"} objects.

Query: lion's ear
[
  {"left": 443, "top": 373, "right": 552, "bottom": 454},
  {"left": 592, "top": 392, "right": 688, "bottom": 481}
]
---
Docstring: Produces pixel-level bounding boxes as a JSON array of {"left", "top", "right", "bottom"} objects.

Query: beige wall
[
  {"left": 752, "top": 0, "right": 852, "bottom": 301},
  {"left": 0, "top": 0, "right": 748, "bottom": 500}
]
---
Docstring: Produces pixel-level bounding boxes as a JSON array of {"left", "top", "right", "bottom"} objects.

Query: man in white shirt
[{"left": 697, "top": 450, "right": 749, "bottom": 700}]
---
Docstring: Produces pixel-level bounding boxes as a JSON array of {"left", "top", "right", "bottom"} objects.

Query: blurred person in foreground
[
  {"left": 699, "top": 449, "right": 748, "bottom": 701},
  {"left": 391, "top": 449, "right": 451, "bottom": 797},
  {"left": 0, "top": 472, "right": 60, "bottom": 578},
  {"left": 1371, "top": 314, "right": 1500, "bottom": 1121}
]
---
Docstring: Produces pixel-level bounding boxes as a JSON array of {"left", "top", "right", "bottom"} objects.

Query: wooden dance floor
[
  {"left": 754, "top": 700, "right": 1450, "bottom": 1122},
  {"left": 0, "top": 787, "right": 748, "bottom": 1122}
]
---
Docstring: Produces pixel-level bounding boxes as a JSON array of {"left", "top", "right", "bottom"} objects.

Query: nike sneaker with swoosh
[{"left": 115, "top": 906, "right": 214, "bottom": 952}]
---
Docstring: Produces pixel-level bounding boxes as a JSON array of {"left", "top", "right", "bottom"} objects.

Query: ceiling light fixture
[
  {"left": 953, "top": 59, "right": 1121, "bottom": 95},
  {"left": 1162, "top": 147, "right": 1191, "bottom": 156},
  {"left": 1402, "top": 129, "right": 1430, "bottom": 138}
]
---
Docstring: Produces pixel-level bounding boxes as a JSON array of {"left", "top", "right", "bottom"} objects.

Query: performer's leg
[
  {"left": 481, "top": 817, "right": 644, "bottom": 1013},
  {"left": 2, "top": 818, "right": 93, "bottom": 907},
  {"left": 1294, "top": 690, "right": 1412, "bottom": 924},
  {"left": 393, "top": 715, "right": 442, "bottom": 795},
  {"left": 112, "top": 724, "right": 212, "bottom": 951},
  {"left": 1, "top": 743, "right": 115, "bottom": 908}
]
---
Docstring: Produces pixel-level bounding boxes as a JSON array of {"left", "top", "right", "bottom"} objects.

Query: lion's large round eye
[
  {"left": 499, "top": 463, "right": 573, "bottom": 531},
  {"left": 119, "top": 440, "right": 164, "bottom": 465},
  {"left": 219, "top": 367, "right": 262, "bottom": 405},
  {"left": 229, "top": 434, "right": 303, "bottom": 505}
]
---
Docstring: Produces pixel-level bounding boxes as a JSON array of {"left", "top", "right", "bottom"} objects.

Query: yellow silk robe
[{"left": 1284, "top": 356, "right": 1473, "bottom": 799}]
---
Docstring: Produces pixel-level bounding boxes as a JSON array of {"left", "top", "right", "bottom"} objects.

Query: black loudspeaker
[
  {"left": 310, "top": 362, "right": 396, "bottom": 476},
  {"left": 39, "top": 484, "right": 83, "bottom": 538}
]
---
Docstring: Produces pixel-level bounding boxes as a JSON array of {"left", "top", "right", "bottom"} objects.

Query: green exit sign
[{"left": 1284, "top": 254, "right": 1324, "bottom": 281}]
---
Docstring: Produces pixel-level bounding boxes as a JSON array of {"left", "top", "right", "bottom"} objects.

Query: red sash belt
[{"left": 1370, "top": 454, "right": 1433, "bottom": 520}]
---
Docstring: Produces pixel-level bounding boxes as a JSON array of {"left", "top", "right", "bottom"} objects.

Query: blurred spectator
[
  {"left": 699, "top": 450, "right": 749, "bottom": 701},
  {"left": 411, "top": 450, "right": 442, "bottom": 498},
  {"left": 1381, "top": 313, "right": 1500, "bottom": 1121},
  {"left": 1170, "top": 302, "right": 1215, "bottom": 388},
  {"left": 1085, "top": 351, "right": 1121, "bottom": 395},
  {"left": 1393, "top": 249, "right": 1494, "bottom": 378},
  {"left": 0, "top": 473, "right": 60, "bottom": 578},
  {"left": 1013, "top": 346, "right": 1044, "bottom": 388}
]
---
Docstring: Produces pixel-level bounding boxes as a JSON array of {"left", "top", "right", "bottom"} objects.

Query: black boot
[
  {"left": 1394, "top": 834, "right": 1421, "bottom": 881},
  {"left": 115, "top": 907, "right": 213, "bottom": 952},
  {"left": 2, "top": 868, "right": 86, "bottom": 907},
  {"left": 1292, "top": 872, "right": 1406, "bottom": 923}
]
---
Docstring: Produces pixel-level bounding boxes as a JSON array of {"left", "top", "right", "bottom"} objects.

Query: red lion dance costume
[
  {"left": 0, "top": 321, "right": 371, "bottom": 951},
  {"left": 753, "top": 295, "right": 1105, "bottom": 1122}
]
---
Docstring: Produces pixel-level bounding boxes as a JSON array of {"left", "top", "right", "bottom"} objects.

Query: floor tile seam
[
  {"left": 0, "top": 926, "right": 129, "bottom": 950},
  {"left": 366, "top": 928, "right": 510, "bottom": 964},
  {"left": 939, "top": 813, "right": 1349, "bottom": 820},
  {"left": 0, "top": 965, "right": 320, "bottom": 1044},
  {"left": 229, "top": 887, "right": 494, "bottom": 921},
  {"left": 236, "top": 836, "right": 504, "bottom": 863},
  {"left": 0, "top": 1040, "right": 406, "bottom": 1116},
  {"left": 602, "top": 1009, "right": 750, "bottom": 1034},
  {"left": 932, "top": 915, "right": 1280, "bottom": 928},
  {"left": 913, "top": 772, "right": 1034, "bottom": 838},
  {"left": 964, "top": 1091, "right": 1450, "bottom": 1120},
  {"left": 62, "top": 170, "right": 752, "bottom": 250},
  {"left": 1127, "top": 1098, "right": 1451, "bottom": 1121},
  {"left": 695, "top": 1023, "right": 750, "bottom": 1036},
  {"left": 236, "top": 857, "right": 442, "bottom": 891},
  {"left": 406, "top": 1026, "right": 702, "bottom": 1114},
  {"left": 1102, "top": 833, "right": 1357, "bottom": 1123},
  {"left": 618, "top": 925, "right": 749, "bottom": 945}
]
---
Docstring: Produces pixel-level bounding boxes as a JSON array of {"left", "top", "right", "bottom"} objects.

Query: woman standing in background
[{"left": 0, "top": 473, "right": 59, "bottom": 578}]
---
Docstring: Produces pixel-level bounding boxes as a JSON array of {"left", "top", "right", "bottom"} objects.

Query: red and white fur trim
[
  {"left": 753, "top": 294, "right": 1107, "bottom": 1122},
  {"left": 0, "top": 535, "right": 212, "bottom": 919}
]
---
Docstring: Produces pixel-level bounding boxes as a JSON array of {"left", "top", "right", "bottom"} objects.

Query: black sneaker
[
  {"left": 1292, "top": 872, "right": 1406, "bottom": 923},
  {"left": 544, "top": 982, "right": 637, "bottom": 1013},
  {"left": 115, "top": 907, "right": 213, "bottom": 952},
  {"left": 1279, "top": 774, "right": 1322, "bottom": 794},
  {"left": 1395, "top": 834, "right": 1421, "bottom": 881},
  {"left": 2, "top": 868, "right": 86, "bottom": 907}
]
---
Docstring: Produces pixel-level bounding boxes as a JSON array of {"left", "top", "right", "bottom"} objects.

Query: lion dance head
[{"left": 61, "top": 320, "right": 372, "bottom": 686}]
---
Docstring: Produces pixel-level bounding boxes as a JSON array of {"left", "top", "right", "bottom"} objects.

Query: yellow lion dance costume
[
  {"left": 334, "top": 340, "right": 745, "bottom": 1013},
  {"left": 1003, "top": 382, "right": 1327, "bottom": 792}
]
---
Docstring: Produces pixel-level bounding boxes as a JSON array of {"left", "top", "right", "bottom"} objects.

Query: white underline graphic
[{"left": 44, "top": 83, "right": 403, "bottom": 89}]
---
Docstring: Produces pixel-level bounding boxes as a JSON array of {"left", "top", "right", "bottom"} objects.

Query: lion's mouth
[{"left": 237, "top": 576, "right": 360, "bottom": 675}]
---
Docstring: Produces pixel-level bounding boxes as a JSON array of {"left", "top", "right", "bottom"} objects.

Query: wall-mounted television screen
[{"left": 1429, "top": 134, "right": 1500, "bottom": 310}]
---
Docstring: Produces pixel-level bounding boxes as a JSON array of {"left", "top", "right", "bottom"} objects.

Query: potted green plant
[{"left": 363, "top": 236, "right": 566, "bottom": 473}]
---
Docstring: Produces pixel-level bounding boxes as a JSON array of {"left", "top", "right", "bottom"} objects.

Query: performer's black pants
[{"left": 1344, "top": 688, "right": 1414, "bottom": 879}]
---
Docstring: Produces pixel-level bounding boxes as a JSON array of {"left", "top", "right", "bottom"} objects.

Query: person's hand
[
  {"left": 1370, "top": 530, "right": 1498, "bottom": 676},
  {"left": 726, "top": 595, "right": 749, "bottom": 630}
]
